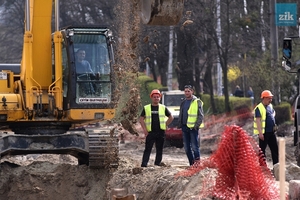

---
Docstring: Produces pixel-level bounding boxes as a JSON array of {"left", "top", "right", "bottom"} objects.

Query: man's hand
[
  {"left": 143, "top": 130, "right": 148, "bottom": 137},
  {"left": 90, "top": 72, "right": 100, "bottom": 80},
  {"left": 95, "top": 72, "right": 101, "bottom": 80},
  {"left": 258, "top": 133, "right": 264, "bottom": 141}
]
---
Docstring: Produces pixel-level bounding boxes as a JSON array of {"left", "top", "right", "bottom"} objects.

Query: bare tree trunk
[
  {"left": 149, "top": 61, "right": 157, "bottom": 82},
  {"left": 205, "top": 38, "right": 217, "bottom": 113},
  {"left": 194, "top": 58, "right": 200, "bottom": 96}
]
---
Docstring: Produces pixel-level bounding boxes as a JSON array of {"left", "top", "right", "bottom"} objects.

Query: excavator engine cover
[{"left": 140, "top": 0, "right": 184, "bottom": 26}]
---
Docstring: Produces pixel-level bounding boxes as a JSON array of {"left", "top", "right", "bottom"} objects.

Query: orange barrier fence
[
  {"left": 176, "top": 125, "right": 281, "bottom": 199},
  {"left": 204, "top": 108, "right": 253, "bottom": 130}
]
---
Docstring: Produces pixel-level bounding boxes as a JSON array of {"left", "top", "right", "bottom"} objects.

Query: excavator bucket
[{"left": 140, "top": 0, "right": 184, "bottom": 26}]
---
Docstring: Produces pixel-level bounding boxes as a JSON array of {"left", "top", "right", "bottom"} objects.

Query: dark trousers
[
  {"left": 182, "top": 125, "right": 200, "bottom": 166},
  {"left": 141, "top": 132, "right": 165, "bottom": 167},
  {"left": 259, "top": 131, "right": 279, "bottom": 165}
]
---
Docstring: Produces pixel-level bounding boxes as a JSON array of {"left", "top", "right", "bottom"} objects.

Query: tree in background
[
  {"left": 0, "top": 0, "right": 118, "bottom": 63},
  {"left": 138, "top": 26, "right": 170, "bottom": 84},
  {"left": 227, "top": 65, "right": 242, "bottom": 95},
  {"left": 0, "top": 1, "right": 24, "bottom": 62},
  {"left": 0, "top": 0, "right": 299, "bottom": 111}
]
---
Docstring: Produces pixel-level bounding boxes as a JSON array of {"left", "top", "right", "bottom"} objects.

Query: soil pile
[{"left": 0, "top": 160, "right": 110, "bottom": 200}]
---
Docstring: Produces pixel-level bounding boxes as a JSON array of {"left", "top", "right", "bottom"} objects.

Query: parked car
[{"left": 161, "top": 90, "right": 185, "bottom": 148}]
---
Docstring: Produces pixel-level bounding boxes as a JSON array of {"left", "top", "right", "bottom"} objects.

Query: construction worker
[
  {"left": 253, "top": 90, "right": 278, "bottom": 165},
  {"left": 178, "top": 85, "right": 204, "bottom": 166},
  {"left": 75, "top": 49, "right": 94, "bottom": 74},
  {"left": 139, "top": 89, "right": 174, "bottom": 167}
]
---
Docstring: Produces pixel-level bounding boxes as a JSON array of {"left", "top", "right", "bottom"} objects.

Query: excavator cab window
[
  {"left": 283, "top": 38, "right": 292, "bottom": 59},
  {"left": 71, "top": 34, "right": 112, "bottom": 104},
  {"left": 282, "top": 38, "right": 292, "bottom": 70},
  {"left": 163, "top": 94, "right": 185, "bottom": 106}
]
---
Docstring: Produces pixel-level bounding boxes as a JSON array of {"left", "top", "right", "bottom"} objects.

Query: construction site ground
[{"left": 0, "top": 116, "right": 298, "bottom": 200}]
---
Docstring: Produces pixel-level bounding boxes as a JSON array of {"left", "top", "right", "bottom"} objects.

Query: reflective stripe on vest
[
  {"left": 144, "top": 104, "right": 167, "bottom": 132},
  {"left": 187, "top": 99, "right": 204, "bottom": 128},
  {"left": 253, "top": 103, "right": 272, "bottom": 134}
]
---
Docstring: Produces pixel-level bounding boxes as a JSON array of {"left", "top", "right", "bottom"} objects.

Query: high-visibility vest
[
  {"left": 187, "top": 99, "right": 204, "bottom": 129},
  {"left": 144, "top": 104, "right": 167, "bottom": 132},
  {"left": 253, "top": 103, "right": 272, "bottom": 134}
]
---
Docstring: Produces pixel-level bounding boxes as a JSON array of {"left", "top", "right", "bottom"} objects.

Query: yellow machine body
[{"left": 0, "top": 0, "right": 184, "bottom": 168}]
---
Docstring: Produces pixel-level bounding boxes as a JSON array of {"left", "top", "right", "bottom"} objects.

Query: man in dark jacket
[
  {"left": 234, "top": 85, "right": 244, "bottom": 97},
  {"left": 178, "top": 85, "right": 204, "bottom": 165}
]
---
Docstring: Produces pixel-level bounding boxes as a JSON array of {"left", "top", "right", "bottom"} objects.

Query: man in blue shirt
[
  {"left": 75, "top": 49, "right": 94, "bottom": 74},
  {"left": 75, "top": 49, "right": 95, "bottom": 95},
  {"left": 283, "top": 43, "right": 291, "bottom": 59},
  {"left": 253, "top": 90, "right": 278, "bottom": 165}
]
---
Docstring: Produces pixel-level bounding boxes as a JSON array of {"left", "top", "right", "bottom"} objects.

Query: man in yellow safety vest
[
  {"left": 178, "top": 85, "right": 204, "bottom": 166},
  {"left": 253, "top": 90, "right": 278, "bottom": 165},
  {"left": 139, "top": 89, "right": 174, "bottom": 167}
]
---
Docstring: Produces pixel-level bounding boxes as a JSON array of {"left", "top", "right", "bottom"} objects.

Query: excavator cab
[{"left": 61, "top": 27, "right": 115, "bottom": 113}]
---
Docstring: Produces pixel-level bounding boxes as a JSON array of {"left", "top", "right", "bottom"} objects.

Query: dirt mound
[
  {"left": 107, "top": 163, "right": 210, "bottom": 200},
  {"left": 0, "top": 160, "right": 111, "bottom": 200}
]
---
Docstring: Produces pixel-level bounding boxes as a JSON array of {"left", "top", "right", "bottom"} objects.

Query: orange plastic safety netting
[{"left": 175, "top": 125, "right": 280, "bottom": 199}]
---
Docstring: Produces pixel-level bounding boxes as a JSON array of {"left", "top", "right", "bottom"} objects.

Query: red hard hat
[
  {"left": 261, "top": 90, "right": 273, "bottom": 98},
  {"left": 150, "top": 89, "right": 161, "bottom": 97}
]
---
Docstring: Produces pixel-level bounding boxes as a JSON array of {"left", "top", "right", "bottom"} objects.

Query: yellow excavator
[{"left": 0, "top": 0, "right": 183, "bottom": 168}]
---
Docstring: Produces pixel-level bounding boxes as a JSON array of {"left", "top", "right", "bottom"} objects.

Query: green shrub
[
  {"left": 200, "top": 94, "right": 252, "bottom": 115},
  {"left": 274, "top": 102, "right": 291, "bottom": 125},
  {"left": 199, "top": 94, "right": 211, "bottom": 114},
  {"left": 137, "top": 74, "right": 165, "bottom": 108}
]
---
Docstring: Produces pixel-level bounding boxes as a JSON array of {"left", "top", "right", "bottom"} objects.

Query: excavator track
[
  {"left": 86, "top": 127, "right": 119, "bottom": 168},
  {"left": 0, "top": 125, "right": 120, "bottom": 169}
]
